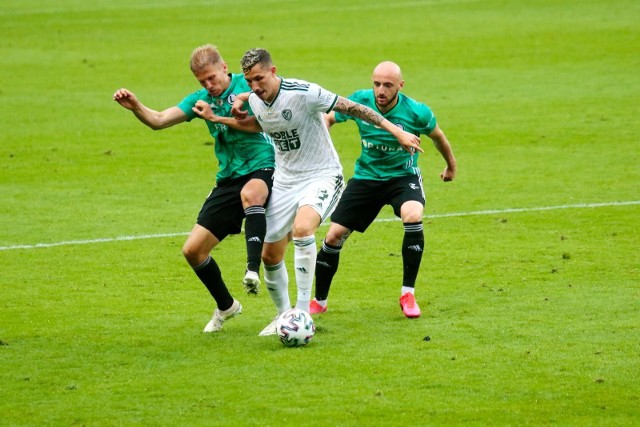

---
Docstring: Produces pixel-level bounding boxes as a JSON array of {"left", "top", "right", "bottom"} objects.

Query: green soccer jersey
[
  {"left": 334, "top": 90, "right": 437, "bottom": 181},
  {"left": 178, "top": 73, "right": 275, "bottom": 183}
]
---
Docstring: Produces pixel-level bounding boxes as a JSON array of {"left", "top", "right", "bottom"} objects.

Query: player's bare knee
[
  {"left": 241, "top": 184, "right": 267, "bottom": 207},
  {"left": 182, "top": 243, "right": 204, "bottom": 266},
  {"left": 181, "top": 245, "right": 196, "bottom": 263},
  {"left": 325, "top": 229, "right": 349, "bottom": 247},
  {"left": 261, "top": 251, "right": 281, "bottom": 266},
  {"left": 401, "top": 207, "right": 424, "bottom": 223},
  {"left": 291, "top": 224, "right": 316, "bottom": 239},
  {"left": 400, "top": 201, "right": 424, "bottom": 223},
  {"left": 240, "top": 190, "right": 257, "bottom": 206}
]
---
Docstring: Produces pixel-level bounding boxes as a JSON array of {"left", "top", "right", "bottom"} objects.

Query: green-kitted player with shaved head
[{"left": 312, "top": 61, "right": 457, "bottom": 318}]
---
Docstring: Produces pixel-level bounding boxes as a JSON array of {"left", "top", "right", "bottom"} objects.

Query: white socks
[
  {"left": 401, "top": 286, "right": 415, "bottom": 296},
  {"left": 264, "top": 261, "right": 290, "bottom": 315},
  {"left": 263, "top": 235, "right": 317, "bottom": 315},
  {"left": 293, "top": 235, "right": 316, "bottom": 313}
]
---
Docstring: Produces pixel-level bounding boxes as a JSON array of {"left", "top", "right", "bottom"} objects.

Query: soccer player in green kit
[
  {"left": 113, "top": 44, "right": 275, "bottom": 332},
  {"left": 311, "top": 61, "right": 457, "bottom": 318}
]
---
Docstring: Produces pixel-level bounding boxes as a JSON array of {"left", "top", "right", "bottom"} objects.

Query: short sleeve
[
  {"left": 417, "top": 103, "right": 437, "bottom": 134},
  {"left": 306, "top": 83, "right": 339, "bottom": 114},
  {"left": 177, "top": 91, "right": 200, "bottom": 121}
]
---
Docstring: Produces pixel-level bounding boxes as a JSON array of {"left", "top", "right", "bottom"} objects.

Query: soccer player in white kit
[{"left": 195, "top": 48, "right": 423, "bottom": 336}]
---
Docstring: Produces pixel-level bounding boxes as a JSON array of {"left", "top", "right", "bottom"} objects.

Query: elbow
[{"left": 149, "top": 122, "right": 169, "bottom": 131}]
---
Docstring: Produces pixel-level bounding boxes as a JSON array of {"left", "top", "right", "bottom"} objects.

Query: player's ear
[{"left": 399, "top": 80, "right": 405, "bottom": 90}]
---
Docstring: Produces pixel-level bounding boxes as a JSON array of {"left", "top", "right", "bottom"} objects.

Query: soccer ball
[{"left": 276, "top": 308, "right": 315, "bottom": 347}]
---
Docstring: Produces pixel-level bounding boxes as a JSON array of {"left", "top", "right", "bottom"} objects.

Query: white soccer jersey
[{"left": 249, "top": 78, "right": 343, "bottom": 184}]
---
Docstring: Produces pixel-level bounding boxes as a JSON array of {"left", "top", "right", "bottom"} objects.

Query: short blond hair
[{"left": 190, "top": 44, "right": 223, "bottom": 73}]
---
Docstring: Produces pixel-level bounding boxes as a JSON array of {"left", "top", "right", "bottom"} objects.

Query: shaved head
[
  {"left": 371, "top": 61, "right": 404, "bottom": 112},
  {"left": 372, "top": 61, "right": 403, "bottom": 82}
]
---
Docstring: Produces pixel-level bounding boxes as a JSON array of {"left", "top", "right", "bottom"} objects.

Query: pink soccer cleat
[
  {"left": 399, "top": 293, "right": 421, "bottom": 318},
  {"left": 309, "top": 299, "right": 327, "bottom": 314}
]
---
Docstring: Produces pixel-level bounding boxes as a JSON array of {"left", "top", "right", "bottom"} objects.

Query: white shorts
[{"left": 265, "top": 174, "right": 345, "bottom": 243}]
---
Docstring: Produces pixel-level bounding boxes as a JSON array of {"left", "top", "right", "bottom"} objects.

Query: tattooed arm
[{"left": 333, "top": 96, "right": 423, "bottom": 153}]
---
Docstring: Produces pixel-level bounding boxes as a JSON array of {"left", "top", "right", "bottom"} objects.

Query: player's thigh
[
  {"left": 240, "top": 168, "right": 274, "bottom": 208},
  {"left": 264, "top": 184, "right": 299, "bottom": 243},
  {"left": 196, "top": 183, "right": 244, "bottom": 241},
  {"left": 330, "top": 179, "right": 385, "bottom": 233},
  {"left": 389, "top": 175, "right": 425, "bottom": 219},
  {"left": 298, "top": 174, "right": 344, "bottom": 224},
  {"left": 265, "top": 175, "right": 342, "bottom": 243}
]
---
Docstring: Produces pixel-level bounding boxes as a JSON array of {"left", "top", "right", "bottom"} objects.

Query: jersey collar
[
  {"left": 261, "top": 77, "right": 283, "bottom": 107},
  {"left": 375, "top": 92, "right": 402, "bottom": 116}
]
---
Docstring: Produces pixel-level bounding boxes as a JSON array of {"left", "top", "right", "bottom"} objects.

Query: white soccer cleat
[
  {"left": 203, "top": 299, "right": 242, "bottom": 332},
  {"left": 258, "top": 316, "right": 278, "bottom": 336},
  {"left": 242, "top": 270, "right": 260, "bottom": 295}
]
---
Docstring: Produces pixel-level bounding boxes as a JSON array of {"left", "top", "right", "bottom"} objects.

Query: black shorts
[
  {"left": 330, "top": 175, "right": 425, "bottom": 233},
  {"left": 196, "top": 168, "right": 274, "bottom": 240}
]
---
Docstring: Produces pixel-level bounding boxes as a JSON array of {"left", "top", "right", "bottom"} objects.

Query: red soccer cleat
[
  {"left": 309, "top": 299, "right": 327, "bottom": 314},
  {"left": 399, "top": 292, "right": 421, "bottom": 318}
]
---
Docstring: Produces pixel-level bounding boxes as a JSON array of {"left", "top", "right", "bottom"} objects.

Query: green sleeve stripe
[{"left": 325, "top": 94, "right": 339, "bottom": 113}]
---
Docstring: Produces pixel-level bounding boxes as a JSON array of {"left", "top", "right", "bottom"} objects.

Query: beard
[{"left": 376, "top": 90, "right": 399, "bottom": 109}]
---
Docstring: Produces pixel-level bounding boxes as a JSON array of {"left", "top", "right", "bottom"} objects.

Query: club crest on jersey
[
  {"left": 282, "top": 109, "right": 292, "bottom": 121},
  {"left": 395, "top": 123, "right": 405, "bottom": 130},
  {"left": 227, "top": 93, "right": 236, "bottom": 104}
]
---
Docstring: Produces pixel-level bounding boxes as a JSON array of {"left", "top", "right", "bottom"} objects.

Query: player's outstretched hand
[
  {"left": 398, "top": 130, "right": 424, "bottom": 154},
  {"left": 113, "top": 88, "right": 139, "bottom": 110}
]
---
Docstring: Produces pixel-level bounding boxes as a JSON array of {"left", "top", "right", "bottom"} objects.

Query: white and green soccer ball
[{"left": 276, "top": 308, "right": 315, "bottom": 347}]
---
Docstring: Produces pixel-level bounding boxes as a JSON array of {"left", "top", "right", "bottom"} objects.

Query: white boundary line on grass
[
  {"left": 380, "top": 200, "right": 640, "bottom": 222},
  {"left": 1, "top": 200, "right": 638, "bottom": 252}
]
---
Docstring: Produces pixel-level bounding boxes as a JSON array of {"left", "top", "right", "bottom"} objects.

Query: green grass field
[{"left": 2, "top": 0, "right": 639, "bottom": 425}]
